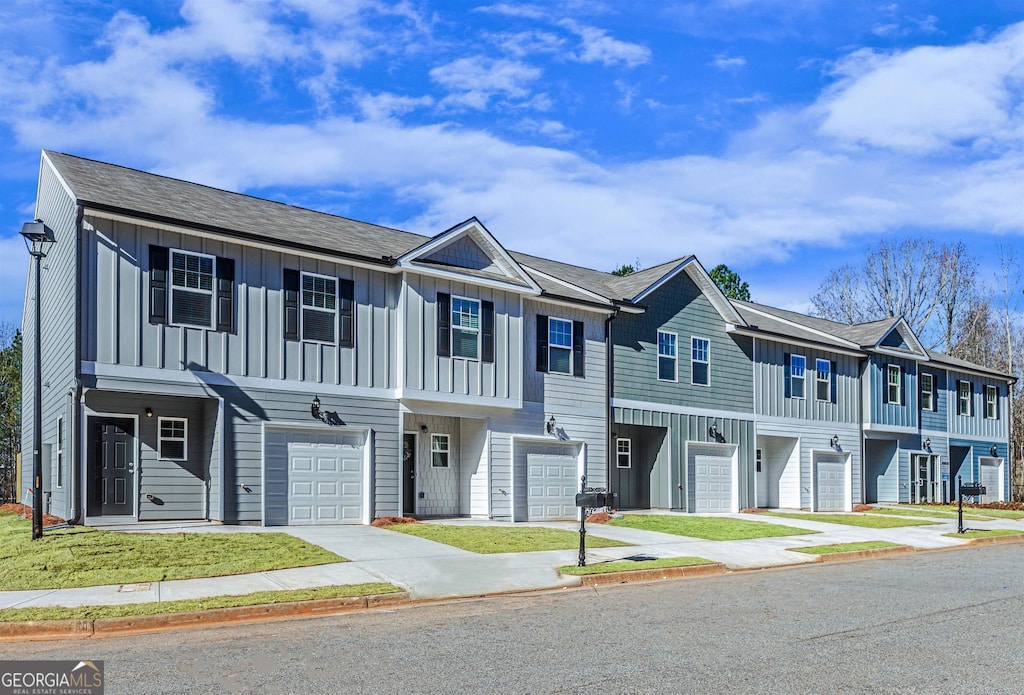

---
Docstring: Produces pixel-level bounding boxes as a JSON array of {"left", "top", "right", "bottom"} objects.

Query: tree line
[{"left": 0, "top": 323, "right": 20, "bottom": 503}]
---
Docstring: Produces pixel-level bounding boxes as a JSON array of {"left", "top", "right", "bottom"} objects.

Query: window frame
[
  {"left": 451, "top": 295, "right": 481, "bottom": 361},
  {"left": 920, "top": 372, "right": 935, "bottom": 412},
  {"left": 690, "top": 336, "right": 710, "bottom": 387},
  {"left": 430, "top": 433, "right": 450, "bottom": 468},
  {"left": 158, "top": 417, "right": 188, "bottom": 461},
  {"left": 957, "top": 379, "right": 972, "bottom": 416},
  {"left": 169, "top": 249, "right": 216, "bottom": 330},
  {"left": 790, "top": 354, "right": 806, "bottom": 400},
  {"left": 299, "top": 270, "right": 339, "bottom": 345},
  {"left": 55, "top": 416, "right": 64, "bottom": 488},
  {"left": 616, "top": 438, "right": 632, "bottom": 469},
  {"left": 815, "top": 358, "right": 831, "bottom": 403},
  {"left": 886, "top": 364, "right": 902, "bottom": 405},
  {"left": 548, "top": 317, "right": 574, "bottom": 375},
  {"left": 985, "top": 385, "right": 998, "bottom": 419},
  {"left": 657, "top": 330, "right": 677, "bottom": 383}
]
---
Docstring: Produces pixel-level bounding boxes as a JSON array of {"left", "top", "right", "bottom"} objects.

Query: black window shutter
[
  {"left": 536, "top": 315, "right": 548, "bottom": 372},
  {"left": 283, "top": 269, "right": 299, "bottom": 341},
  {"left": 572, "top": 320, "right": 585, "bottom": 377},
  {"left": 339, "top": 279, "right": 355, "bottom": 348},
  {"left": 437, "top": 292, "right": 451, "bottom": 357},
  {"left": 783, "top": 352, "right": 791, "bottom": 398},
  {"left": 830, "top": 360, "right": 837, "bottom": 403},
  {"left": 149, "top": 245, "right": 169, "bottom": 325},
  {"left": 481, "top": 300, "right": 494, "bottom": 363},
  {"left": 215, "top": 257, "right": 235, "bottom": 333}
]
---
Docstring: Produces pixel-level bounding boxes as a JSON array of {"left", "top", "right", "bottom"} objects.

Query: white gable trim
[
  {"left": 40, "top": 152, "right": 77, "bottom": 208},
  {"left": 631, "top": 257, "right": 746, "bottom": 326},
  {"left": 873, "top": 317, "right": 928, "bottom": 358},
  {"left": 737, "top": 304, "right": 862, "bottom": 349},
  {"left": 520, "top": 266, "right": 615, "bottom": 305},
  {"left": 396, "top": 218, "right": 541, "bottom": 293}
]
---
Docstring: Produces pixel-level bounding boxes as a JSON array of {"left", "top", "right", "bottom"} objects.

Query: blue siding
[
  {"left": 919, "top": 368, "right": 946, "bottom": 432},
  {"left": 949, "top": 438, "right": 1009, "bottom": 499},
  {"left": 869, "top": 356, "right": 917, "bottom": 428}
]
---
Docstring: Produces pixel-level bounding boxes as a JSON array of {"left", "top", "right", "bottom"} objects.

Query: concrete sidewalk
[{"left": 1, "top": 509, "right": 1021, "bottom": 612}]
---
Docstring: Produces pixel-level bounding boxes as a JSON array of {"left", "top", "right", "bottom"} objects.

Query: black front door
[
  {"left": 88, "top": 418, "right": 135, "bottom": 517},
  {"left": 402, "top": 433, "right": 416, "bottom": 516}
]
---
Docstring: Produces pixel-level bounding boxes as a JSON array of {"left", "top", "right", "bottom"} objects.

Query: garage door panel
[
  {"left": 814, "top": 454, "right": 846, "bottom": 512},
  {"left": 691, "top": 446, "right": 733, "bottom": 513},
  {"left": 980, "top": 462, "right": 1000, "bottom": 503},
  {"left": 522, "top": 447, "right": 579, "bottom": 521}
]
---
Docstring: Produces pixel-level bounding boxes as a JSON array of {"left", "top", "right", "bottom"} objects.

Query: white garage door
[
  {"left": 265, "top": 428, "right": 366, "bottom": 526},
  {"left": 514, "top": 442, "right": 580, "bottom": 521},
  {"left": 980, "top": 459, "right": 1001, "bottom": 503},
  {"left": 691, "top": 444, "right": 733, "bottom": 513},
  {"left": 814, "top": 453, "right": 846, "bottom": 512}
]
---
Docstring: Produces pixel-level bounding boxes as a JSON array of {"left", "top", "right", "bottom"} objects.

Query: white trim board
[{"left": 611, "top": 398, "right": 754, "bottom": 424}]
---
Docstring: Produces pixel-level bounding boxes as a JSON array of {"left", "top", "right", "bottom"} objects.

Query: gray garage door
[
  {"left": 690, "top": 444, "right": 733, "bottom": 513},
  {"left": 980, "top": 460, "right": 1001, "bottom": 503},
  {"left": 814, "top": 453, "right": 846, "bottom": 512},
  {"left": 265, "top": 428, "right": 366, "bottom": 525},
  {"left": 514, "top": 442, "right": 579, "bottom": 521}
]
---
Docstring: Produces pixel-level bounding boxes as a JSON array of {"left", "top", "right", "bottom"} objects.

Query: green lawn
[
  {"left": 944, "top": 529, "right": 1024, "bottom": 540},
  {"left": 790, "top": 541, "right": 905, "bottom": 555},
  {"left": 607, "top": 515, "right": 815, "bottom": 540},
  {"left": 904, "top": 505, "right": 1024, "bottom": 520},
  {"left": 0, "top": 584, "right": 401, "bottom": 623},
  {"left": 868, "top": 507, "right": 989, "bottom": 521},
  {"left": 0, "top": 512, "right": 345, "bottom": 591},
  {"left": 385, "top": 524, "right": 631, "bottom": 554},
  {"left": 764, "top": 512, "right": 936, "bottom": 529},
  {"left": 559, "top": 557, "right": 715, "bottom": 575}
]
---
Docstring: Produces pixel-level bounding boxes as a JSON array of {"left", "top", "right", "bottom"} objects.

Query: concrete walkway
[{"left": 2, "top": 509, "right": 1021, "bottom": 611}]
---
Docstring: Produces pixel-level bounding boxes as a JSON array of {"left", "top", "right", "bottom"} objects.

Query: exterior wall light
[{"left": 546, "top": 416, "right": 557, "bottom": 435}]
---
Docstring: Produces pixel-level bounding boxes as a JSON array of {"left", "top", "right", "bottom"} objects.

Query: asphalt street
[{"left": 3, "top": 544, "right": 1022, "bottom": 694}]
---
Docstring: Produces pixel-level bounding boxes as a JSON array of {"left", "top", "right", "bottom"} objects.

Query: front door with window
[
  {"left": 911, "top": 455, "right": 938, "bottom": 504},
  {"left": 88, "top": 418, "right": 135, "bottom": 517},
  {"left": 403, "top": 433, "right": 417, "bottom": 516}
]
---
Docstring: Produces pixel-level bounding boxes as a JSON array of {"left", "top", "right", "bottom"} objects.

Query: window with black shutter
[
  {"left": 300, "top": 271, "right": 337, "bottom": 344},
  {"left": 572, "top": 320, "right": 585, "bottom": 377},
  {"left": 339, "top": 279, "right": 354, "bottom": 348},
  {"left": 283, "top": 269, "right": 300, "bottom": 341},
  {"left": 149, "top": 245, "right": 168, "bottom": 325},
  {"left": 216, "top": 257, "right": 235, "bottom": 333},
  {"left": 481, "top": 300, "right": 494, "bottom": 363},
  {"left": 536, "top": 315, "right": 548, "bottom": 372},
  {"left": 170, "top": 250, "right": 215, "bottom": 329},
  {"left": 437, "top": 293, "right": 451, "bottom": 357}
]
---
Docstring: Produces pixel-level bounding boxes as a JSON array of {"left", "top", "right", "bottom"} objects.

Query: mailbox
[
  {"left": 576, "top": 492, "right": 616, "bottom": 508},
  {"left": 960, "top": 484, "right": 986, "bottom": 497}
]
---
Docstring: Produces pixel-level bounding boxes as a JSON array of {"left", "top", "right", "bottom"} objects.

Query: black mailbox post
[
  {"left": 957, "top": 476, "right": 986, "bottom": 534},
  {"left": 575, "top": 477, "right": 616, "bottom": 567}
]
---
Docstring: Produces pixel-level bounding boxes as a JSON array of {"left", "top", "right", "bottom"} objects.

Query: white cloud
[
  {"left": 484, "top": 30, "right": 565, "bottom": 58},
  {"left": 430, "top": 56, "right": 542, "bottom": 110},
  {"left": 560, "top": 20, "right": 651, "bottom": 67},
  {"left": 357, "top": 92, "right": 434, "bottom": 121},
  {"left": 472, "top": 3, "right": 548, "bottom": 20},
  {"left": 711, "top": 54, "right": 746, "bottom": 72},
  {"left": 0, "top": 234, "right": 28, "bottom": 326}
]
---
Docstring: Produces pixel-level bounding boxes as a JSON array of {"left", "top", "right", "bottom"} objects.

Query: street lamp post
[{"left": 20, "top": 220, "right": 55, "bottom": 540}]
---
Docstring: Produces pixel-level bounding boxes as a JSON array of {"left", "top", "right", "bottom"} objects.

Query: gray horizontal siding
[
  {"left": 612, "top": 272, "right": 752, "bottom": 414},
  {"left": 523, "top": 300, "right": 607, "bottom": 411}
]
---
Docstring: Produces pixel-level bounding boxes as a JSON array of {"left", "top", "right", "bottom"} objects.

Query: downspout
[
  {"left": 605, "top": 308, "right": 619, "bottom": 500},
  {"left": 69, "top": 205, "right": 84, "bottom": 525}
]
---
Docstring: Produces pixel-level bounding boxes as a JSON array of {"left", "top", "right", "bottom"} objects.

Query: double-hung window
[
  {"left": 451, "top": 297, "right": 481, "bottom": 359},
  {"left": 985, "top": 385, "right": 998, "bottom": 419},
  {"left": 170, "top": 250, "right": 215, "bottom": 329},
  {"left": 159, "top": 417, "right": 187, "bottom": 461},
  {"left": 657, "top": 331, "right": 677, "bottom": 382},
  {"left": 691, "top": 337, "right": 710, "bottom": 386},
  {"left": 920, "top": 373, "right": 935, "bottom": 411},
  {"left": 301, "top": 272, "right": 338, "bottom": 343},
  {"left": 549, "top": 318, "right": 573, "bottom": 374},
  {"left": 815, "top": 359, "right": 831, "bottom": 402},
  {"left": 616, "top": 438, "right": 631, "bottom": 468},
  {"left": 431, "top": 434, "right": 450, "bottom": 468},
  {"left": 886, "top": 365, "right": 902, "bottom": 405},
  {"left": 790, "top": 355, "right": 805, "bottom": 399},
  {"left": 957, "top": 380, "right": 972, "bottom": 416}
]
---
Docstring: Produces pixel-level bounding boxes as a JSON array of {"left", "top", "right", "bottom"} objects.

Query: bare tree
[
  {"left": 936, "top": 242, "right": 977, "bottom": 354},
  {"left": 811, "top": 265, "right": 869, "bottom": 325}
]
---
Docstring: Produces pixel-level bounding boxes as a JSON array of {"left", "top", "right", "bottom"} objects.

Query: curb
[
  {"left": 808, "top": 545, "right": 915, "bottom": 563},
  {"left": 570, "top": 562, "right": 727, "bottom": 586},
  {"left": 961, "top": 533, "right": 1024, "bottom": 547},
  {"left": 0, "top": 592, "right": 410, "bottom": 641}
]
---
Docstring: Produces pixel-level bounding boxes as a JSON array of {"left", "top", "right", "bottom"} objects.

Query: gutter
[
  {"left": 70, "top": 204, "right": 84, "bottom": 525},
  {"left": 605, "top": 308, "right": 619, "bottom": 497}
]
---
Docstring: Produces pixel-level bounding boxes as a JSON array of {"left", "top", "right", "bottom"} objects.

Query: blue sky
[{"left": 1, "top": 0, "right": 1023, "bottom": 328}]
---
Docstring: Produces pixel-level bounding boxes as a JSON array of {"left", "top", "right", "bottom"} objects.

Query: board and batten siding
[
  {"left": 756, "top": 421, "right": 862, "bottom": 508},
  {"left": 868, "top": 356, "right": 917, "bottom": 428},
  {"left": 614, "top": 406, "right": 755, "bottom": 511},
  {"left": 946, "top": 371, "right": 1010, "bottom": 441},
  {"left": 401, "top": 275, "right": 521, "bottom": 401},
  {"left": 949, "top": 438, "right": 1009, "bottom": 497},
  {"left": 918, "top": 367, "right": 947, "bottom": 433},
  {"left": 21, "top": 157, "right": 81, "bottom": 521},
  {"left": 754, "top": 339, "right": 859, "bottom": 423},
  {"left": 611, "top": 272, "right": 753, "bottom": 413},
  {"left": 83, "top": 215, "right": 396, "bottom": 390}
]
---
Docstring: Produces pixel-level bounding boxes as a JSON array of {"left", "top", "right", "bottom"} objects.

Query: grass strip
[
  {"left": 764, "top": 512, "right": 936, "bottom": 529},
  {"left": 943, "top": 529, "right": 1024, "bottom": 540},
  {"left": 790, "top": 541, "right": 905, "bottom": 555},
  {"left": 867, "top": 508, "right": 988, "bottom": 521},
  {"left": 608, "top": 515, "right": 815, "bottom": 540},
  {"left": 904, "top": 505, "right": 1024, "bottom": 520},
  {"left": 385, "top": 524, "right": 630, "bottom": 554},
  {"left": 559, "top": 557, "right": 715, "bottom": 575},
  {"left": 0, "top": 512, "right": 345, "bottom": 591},
  {"left": 0, "top": 583, "right": 401, "bottom": 623}
]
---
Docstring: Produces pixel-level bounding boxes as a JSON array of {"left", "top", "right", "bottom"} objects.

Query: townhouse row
[{"left": 20, "top": 151, "right": 1013, "bottom": 527}]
